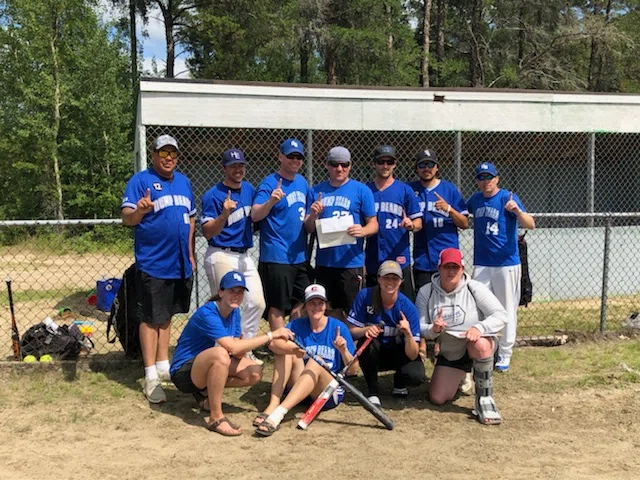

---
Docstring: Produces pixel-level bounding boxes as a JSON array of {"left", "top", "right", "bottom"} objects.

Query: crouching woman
[{"left": 170, "top": 271, "right": 293, "bottom": 436}]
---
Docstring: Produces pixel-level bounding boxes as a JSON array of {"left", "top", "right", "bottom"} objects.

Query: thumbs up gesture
[
  {"left": 310, "top": 192, "right": 324, "bottom": 217},
  {"left": 137, "top": 188, "right": 154, "bottom": 214},
  {"left": 400, "top": 208, "right": 414, "bottom": 230},
  {"left": 432, "top": 308, "right": 446, "bottom": 333},
  {"left": 505, "top": 191, "right": 520, "bottom": 214},
  {"left": 433, "top": 192, "right": 450, "bottom": 214},
  {"left": 270, "top": 177, "right": 285, "bottom": 203},
  {"left": 333, "top": 325, "right": 347, "bottom": 351},
  {"left": 223, "top": 190, "right": 237, "bottom": 215}
]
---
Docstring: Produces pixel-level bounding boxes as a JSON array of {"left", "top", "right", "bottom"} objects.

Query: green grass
[{"left": 0, "top": 287, "right": 91, "bottom": 306}]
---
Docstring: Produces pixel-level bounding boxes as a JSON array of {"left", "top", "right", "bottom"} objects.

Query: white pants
[
  {"left": 203, "top": 246, "right": 266, "bottom": 339},
  {"left": 473, "top": 265, "right": 521, "bottom": 360}
]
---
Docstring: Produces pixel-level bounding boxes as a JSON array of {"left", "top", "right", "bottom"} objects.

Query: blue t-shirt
[
  {"left": 201, "top": 181, "right": 255, "bottom": 249},
  {"left": 254, "top": 173, "right": 312, "bottom": 264},
  {"left": 467, "top": 189, "right": 526, "bottom": 267},
  {"left": 365, "top": 179, "right": 421, "bottom": 272},
  {"left": 410, "top": 179, "right": 468, "bottom": 272},
  {"left": 310, "top": 179, "right": 376, "bottom": 268},
  {"left": 346, "top": 288, "right": 421, "bottom": 346},
  {"left": 121, "top": 169, "right": 195, "bottom": 279},
  {"left": 287, "top": 316, "right": 356, "bottom": 373},
  {"left": 170, "top": 301, "right": 242, "bottom": 375}
]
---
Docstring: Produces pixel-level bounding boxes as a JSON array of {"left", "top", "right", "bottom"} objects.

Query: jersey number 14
[{"left": 485, "top": 221, "right": 499, "bottom": 236}]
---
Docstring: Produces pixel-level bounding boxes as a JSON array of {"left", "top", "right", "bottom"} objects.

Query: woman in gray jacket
[{"left": 416, "top": 248, "right": 507, "bottom": 425}]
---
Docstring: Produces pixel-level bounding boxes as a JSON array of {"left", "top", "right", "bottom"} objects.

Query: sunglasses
[
  {"left": 417, "top": 161, "right": 437, "bottom": 169},
  {"left": 286, "top": 153, "right": 304, "bottom": 160},
  {"left": 328, "top": 161, "right": 351, "bottom": 168},
  {"left": 477, "top": 174, "right": 495, "bottom": 181},
  {"left": 157, "top": 150, "right": 178, "bottom": 159},
  {"left": 375, "top": 159, "right": 396, "bottom": 166}
]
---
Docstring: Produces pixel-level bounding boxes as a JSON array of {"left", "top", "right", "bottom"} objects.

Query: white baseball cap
[{"left": 304, "top": 284, "right": 327, "bottom": 303}]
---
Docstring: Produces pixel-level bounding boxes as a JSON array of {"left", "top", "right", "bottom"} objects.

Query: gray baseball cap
[
  {"left": 377, "top": 260, "right": 403, "bottom": 278},
  {"left": 327, "top": 146, "right": 351, "bottom": 163},
  {"left": 152, "top": 134, "right": 179, "bottom": 151}
]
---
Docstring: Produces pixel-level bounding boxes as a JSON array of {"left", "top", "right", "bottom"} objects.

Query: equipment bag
[
  {"left": 107, "top": 264, "right": 141, "bottom": 358},
  {"left": 518, "top": 231, "right": 533, "bottom": 307},
  {"left": 20, "top": 323, "right": 92, "bottom": 360}
]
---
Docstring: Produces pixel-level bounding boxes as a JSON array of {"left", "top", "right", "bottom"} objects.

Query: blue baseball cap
[
  {"left": 222, "top": 148, "right": 247, "bottom": 167},
  {"left": 219, "top": 271, "right": 248, "bottom": 291},
  {"left": 280, "top": 138, "right": 305, "bottom": 157},
  {"left": 475, "top": 162, "right": 498, "bottom": 178}
]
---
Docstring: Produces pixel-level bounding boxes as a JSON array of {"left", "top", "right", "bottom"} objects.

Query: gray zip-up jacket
[{"left": 415, "top": 272, "right": 508, "bottom": 361}]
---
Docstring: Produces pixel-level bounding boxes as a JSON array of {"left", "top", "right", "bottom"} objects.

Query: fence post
[
  {"left": 455, "top": 131, "right": 462, "bottom": 189},
  {"left": 306, "top": 129, "right": 314, "bottom": 186},
  {"left": 599, "top": 214, "right": 611, "bottom": 332},
  {"left": 587, "top": 133, "right": 595, "bottom": 228}
]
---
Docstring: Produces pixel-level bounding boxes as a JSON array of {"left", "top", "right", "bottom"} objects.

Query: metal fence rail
[{"left": 1, "top": 214, "right": 638, "bottom": 360}]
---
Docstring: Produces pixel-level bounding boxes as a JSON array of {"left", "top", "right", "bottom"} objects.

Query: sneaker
[
  {"left": 495, "top": 356, "right": 510, "bottom": 372},
  {"left": 458, "top": 372, "right": 474, "bottom": 395},
  {"left": 157, "top": 370, "right": 171, "bottom": 382},
  {"left": 144, "top": 378, "right": 167, "bottom": 404},
  {"left": 391, "top": 387, "right": 408, "bottom": 398},
  {"left": 246, "top": 351, "right": 264, "bottom": 366},
  {"left": 367, "top": 395, "right": 382, "bottom": 407}
]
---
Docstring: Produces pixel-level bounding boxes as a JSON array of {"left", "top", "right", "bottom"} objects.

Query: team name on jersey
[
  {"left": 227, "top": 205, "right": 251, "bottom": 226},
  {"left": 153, "top": 194, "right": 192, "bottom": 213},
  {"left": 375, "top": 201, "right": 402, "bottom": 216},
  {"left": 383, "top": 325, "right": 399, "bottom": 337},
  {"left": 286, "top": 190, "right": 306, "bottom": 207},
  {"left": 474, "top": 206, "right": 499, "bottom": 221},
  {"left": 304, "top": 344, "right": 336, "bottom": 366},
  {"left": 322, "top": 195, "right": 351, "bottom": 209}
]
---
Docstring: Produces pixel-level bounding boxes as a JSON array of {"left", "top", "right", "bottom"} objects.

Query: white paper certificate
[{"left": 316, "top": 215, "right": 357, "bottom": 249}]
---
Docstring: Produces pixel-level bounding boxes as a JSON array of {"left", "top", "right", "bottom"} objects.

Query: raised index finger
[
  {"left": 335, "top": 326, "right": 340, "bottom": 339},
  {"left": 227, "top": 190, "right": 232, "bottom": 200},
  {"left": 434, "top": 192, "right": 444, "bottom": 201},
  {"left": 276, "top": 178, "right": 282, "bottom": 190},
  {"left": 317, "top": 192, "right": 322, "bottom": 202},
  {"left": 509, "top": 191, "right": 513, "bottom": 202}
]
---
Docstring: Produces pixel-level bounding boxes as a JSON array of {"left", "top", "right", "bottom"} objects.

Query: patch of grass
[{"left": 0, "top": 288, "right": 91, "bottom": 306}]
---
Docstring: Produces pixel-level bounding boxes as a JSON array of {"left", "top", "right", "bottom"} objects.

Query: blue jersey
[
  {"left": 310, "top": 179, "right": 376, "bottom": 268},
  {"left": 467, "top": 189, "right": 526, "bottom": 267},
  {"left": 365, "top": 179, "right": 421, "bottom": 272},
  {"left": 410, "top": 179, "right": 468, "bottom": 272},
  {"left": 201, "top": 181, "right": 255, "bottom": 249},
  {"left": 122, "top": 169, "right": 195, "bottom": 279},
  {"left": 346, "top": 288, "right": 421, "bottom": 346},
  {"left": 287, "top": 316, "right": 355, "bottom": 373},
  {"left": 254, "top": 173, "right": 312, "bottom": 264},
  {"left": 170, "top": 301, "right": 241, "bottom": 375}
]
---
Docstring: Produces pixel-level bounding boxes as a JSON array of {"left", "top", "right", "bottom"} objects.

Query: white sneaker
[
  {"left": 157, "top": 370, "right": 171, "bottom": 382},
  {"left": 495, "top": 355, "right": 510, "bottom": 372},
  {"left": 143, "top": 378, "right": 167, "bottom": 404},
  {"left": 368, "top": 395, "right": 382, "bottom": 407},
  {"left": 246, "top": 351, "right": 264, "bottom": 366},
  {"left": 458, "top": 372, "right": 474, "bottom": 395}
]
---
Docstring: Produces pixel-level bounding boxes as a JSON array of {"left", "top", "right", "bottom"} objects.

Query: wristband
[
  {"left": 446, "top": 205, "right": 451, "bottom": 214},
  {"left": 266, "top": 331, "right": 273, "bottom": 342}
]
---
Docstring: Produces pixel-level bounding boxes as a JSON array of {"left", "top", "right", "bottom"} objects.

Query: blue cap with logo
[
  {"left": 475, "top": 162, "right": 498, "bottom": 178},
  {"left": 219, "top": 271, "right": 248, "bottom": 291},
  {"left": 222, "top": 148, "right": 247, "bottom": 167},
  {"left": 280, "top": 138, "right": 305, "bottom": 157}
]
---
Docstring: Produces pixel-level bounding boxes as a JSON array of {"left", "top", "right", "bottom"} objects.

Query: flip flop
[
  {"left": 252, "top": 412, "right": 269, "bottom": 427},
  {"left": 255, "top": 419, "right": 279, "bottom": 437},
  {"left": 206, "top": 417, "right": 242, "bottom": 436}
]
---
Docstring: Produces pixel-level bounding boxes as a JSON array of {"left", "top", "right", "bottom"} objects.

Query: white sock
[
  {"left": 156, "top": 360, "right": 170, "bottom": 373},
  {"left": 145, "top": 365, "right": 158, "bottom": 381},
  {"left": 266, "top": 406, "right": 288, "bottom": 427}
]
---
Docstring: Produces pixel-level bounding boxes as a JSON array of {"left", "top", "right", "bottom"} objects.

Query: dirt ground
[{"left": 1, "top": 344, "right": 639, "bottom": 480}]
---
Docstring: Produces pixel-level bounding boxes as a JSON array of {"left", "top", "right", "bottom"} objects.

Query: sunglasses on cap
[
  {"left": 375, "top": 158, "right": 396, "bottom": 166},
  {"left": 285, "top": 153, "right": 304, "bottom": 160},
  {"left": 477, "top": 173, "right": 495, "bottom": 181},
  {"left": 328, "top": 160, "right": 351, "bottom": 168},
  {"left": 417, "top": 161, "right": 437, "bottom": 169},
  {"left": 157, "top": 150, "right": 178, "bottom": 159}
]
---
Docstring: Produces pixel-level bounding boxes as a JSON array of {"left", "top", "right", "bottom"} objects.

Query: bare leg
[
  {"left": 280, "top": 360, "right": 333, "bottom": 411},
  {"left": 268, "top": 306, "right": 285, "bottom": 330},
  {"left": 429, "top": 365, "right": 466, "bottom": 405},
  {"left": 139, "top": 322, "right": 159, "bottom": 368},
  {"left": 156, "top": 320, "right": 171, "bottom": 362}
]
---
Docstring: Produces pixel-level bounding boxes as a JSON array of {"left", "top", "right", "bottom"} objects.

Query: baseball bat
[
  {"left": 298, "top": 322, "right": 384, "bottom": 430},
  {"left": 6, "top": 277, "right": 21, "bottom": 360},
  {"left": 292, "top": 336, "right": 395, "bottom": 430}
]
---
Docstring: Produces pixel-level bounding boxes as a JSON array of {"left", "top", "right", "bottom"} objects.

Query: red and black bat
[
  {"left": 292, "top": 335, "right": 394, "bottom": 430},
  {"left": 298, "top": 321, "right": 384, "bottom": 430},
  {"left": 6, "top": 277, "right": 21, "bottom": 360}
]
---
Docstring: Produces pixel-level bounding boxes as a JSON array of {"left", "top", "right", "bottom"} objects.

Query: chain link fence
[{"left": 1, "top": 127, "right": 639, "bottom": 360}]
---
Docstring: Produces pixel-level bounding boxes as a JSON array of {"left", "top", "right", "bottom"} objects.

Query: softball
[
  {"left": 23, "top": 355, "right": 37, "bottom": 363},
  {"left": 39, "top": 354, "right": 53, "bottom": 363}
]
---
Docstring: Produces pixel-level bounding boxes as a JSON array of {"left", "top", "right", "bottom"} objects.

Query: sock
[
  {"left": 145, "top": 365, "right": 158, "bottom": 382},
  {"left": 266, "top": 406, "right": 288, "bottom": 427},
  {"left": 156, "top": 360, "right": 170, "bottom": 373}
]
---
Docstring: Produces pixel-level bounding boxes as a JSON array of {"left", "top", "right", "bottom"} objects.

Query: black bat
[
  {"left": 6, "top": 277, "right": 21, "bottom": 360},
  {"left": 292, "top": 337, "right": 395, "bottom": 430}
]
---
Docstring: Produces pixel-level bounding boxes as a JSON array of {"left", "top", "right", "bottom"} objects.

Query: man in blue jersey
[
  {"left": 410, "top": 148, "right": 469, "bottom": 293},
  {"left": 252, "top": 139, "right": 313, "bottom": 330},
  {"left": 365, "top": 145, "right": 422, "bottom": 300},
  {"left": 304, "top": 146, "right": 378, "bottom": 320},
  {"left": 121, "top": 134, "right": 196, "bottom": 404},
  {"left": 201, "top": 148, "right": 266, "bottom": 363},
  {"left": 467, "top": 162, "right": 535, "bottom": 372}
]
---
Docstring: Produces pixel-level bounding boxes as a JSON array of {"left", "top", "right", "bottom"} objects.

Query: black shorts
[
  {"left": 314, "top": 266, "right": 363, "bottom": 312},
  {"left": 258, "top": 262, "right": 311, "bottom": 313},
  {"left": 365, "top": 265, "right": 415, "bottom": 302},
  {"left": 171, "top": 357, "right": 202, "bottom": 394},
  {"left": 435, "top": 350, "right": 473, "bottom": 373},
  {"left": 413, "top": 268, "right": 436, "bottom": 293},
  {"left": 136, "top": 271, "right": 193, "bottom": 325}
]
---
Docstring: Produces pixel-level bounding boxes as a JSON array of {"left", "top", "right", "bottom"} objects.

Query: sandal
[
  {"left": 206, "top": 417, "right": 242, "bottom": 436},
  {"left": 255, "top": 419, "right": 279, "bottom": 437},
  {"left": 252, "top": 412, "right": 269, "bottom": 427},
  {"left": 192, "top": 391, "right": 210, "bottom": 412}
]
